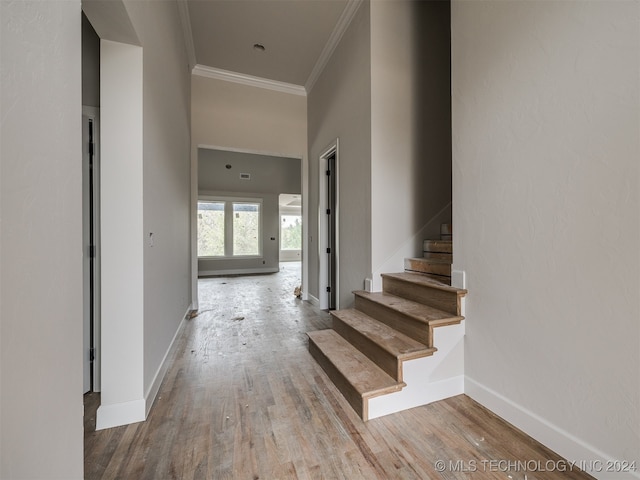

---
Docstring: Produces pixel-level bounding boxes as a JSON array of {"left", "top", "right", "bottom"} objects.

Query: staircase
[
  {"left": 308, "top": 224, "right": 467, "bottom": 421},
  {"left": 404, "top": 223, "right": 453, "bottom": 284}
]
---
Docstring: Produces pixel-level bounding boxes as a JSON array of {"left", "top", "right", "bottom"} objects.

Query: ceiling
[
  {"left": 183, "top": 0, "right": 354, "bottom": 90},
  {"left": 279, "top": 193, "right": 301, "bottom": 207}
]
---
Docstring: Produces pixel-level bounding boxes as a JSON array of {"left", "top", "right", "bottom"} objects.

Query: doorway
[
  {"left": 279, "top": 194, "right": 302, "bottom": 262},
  {"left": 195, "top": 147, "right": 304, "bottom": 278},
  {"left": 82, "top": 107, "right": 101, "bottom": 393},
  {"left": 319, "top": 141, "right": 339, "bottom": 310}
]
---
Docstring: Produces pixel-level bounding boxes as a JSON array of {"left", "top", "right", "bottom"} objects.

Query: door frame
[
  {"left": 318, "top": 139, "right": 339, "bottom": 310},
  {"left": 192, "top": 145, "right": 307, "bottom": 301},
  {"left": 82, "top": 105, "right": 101, "bottom": 393}
]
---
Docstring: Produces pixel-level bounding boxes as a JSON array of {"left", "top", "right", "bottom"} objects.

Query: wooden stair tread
[
  {"left": 382, "top": 272, "right": 466, "bottom": 295},
  {"left": 353, "top": 291, "right": 463, "bottom": 327},
  {"left": 308, "top": 329, "right": 405, "bottom": 399},
  {"left": 331, "top": 309, "right": 436, "bottom": 361}
]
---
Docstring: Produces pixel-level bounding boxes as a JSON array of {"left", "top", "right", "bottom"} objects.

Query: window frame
[
  {"left": 196, "top": 200, "right": 226, "bottom": 258},
  {"left": 197, "top": 196, "right": 263, "bottom": 259}
]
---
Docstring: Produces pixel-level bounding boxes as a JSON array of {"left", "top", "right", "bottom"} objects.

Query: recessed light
[
  {"left": 225, "top": 164, "right": 232, "bottom": 169},
  {"left": 253, "top": 43, "right": 266, "bottom": 52}
]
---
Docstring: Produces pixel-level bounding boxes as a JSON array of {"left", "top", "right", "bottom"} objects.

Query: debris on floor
[{"left": 232, "top": 316, "right": 245, "bottom": 321}]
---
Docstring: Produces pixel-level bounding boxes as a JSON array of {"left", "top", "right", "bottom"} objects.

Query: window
[
  {"left": 281, "top": 215, "right": 301, "bottom": 250},
  {"left": 197, "top": 199, "right": 262, "bottom": 258},
  {"left": 197, "top": 201, "right": 225, "bottom": 256},
  {"left": 233, "top": 202, "right": 260, "bottom": 256}
]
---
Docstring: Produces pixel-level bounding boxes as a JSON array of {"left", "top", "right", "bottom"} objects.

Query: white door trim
[
  {"left": 82, "top": 105, "right": 101, "bottom": 392},
  {"left": 191, "top": 145, "right": 308, "bottom": 303},
  {"left": 318, "top": 139, "right": 339, "bottom": 310}
]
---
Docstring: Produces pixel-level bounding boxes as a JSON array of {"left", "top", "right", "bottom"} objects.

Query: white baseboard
[
  {"left": 96, "top": 307, "right": 189, "bottom": 430},
  {"left": 96, "top": 399, "right": 145, "bottom": 430},
  {"left": 307, "top": 294, "right": 320, "bottom": 307},
  {"left": 144, "top": 309, "right": 188, "bottom": 417},
  {"left": 465, "top": 377, "right": 640, "bottom": 480},
  {"left": 198, "top": 267, "right": 279, "bottom": 277}
]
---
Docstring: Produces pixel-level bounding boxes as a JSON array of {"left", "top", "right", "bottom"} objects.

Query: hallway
[{"left": 84, "top": 264, "right": 594, "bottom": 479}]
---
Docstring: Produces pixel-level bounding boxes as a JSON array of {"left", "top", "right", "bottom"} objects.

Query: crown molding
[
  {"left": 177, "top": 0, "right": 196, "bottom": 70},
  {"left": 192, "top": 65, "right": 307, "bottom": 96},
  {"left": 305, "top": 0, "right": 363, "bottom": 93}
]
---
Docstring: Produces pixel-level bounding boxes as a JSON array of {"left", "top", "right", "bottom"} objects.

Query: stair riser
[
  {"left": 404, "top": 258, "right": 452, "bottom": 276},
  {"left": 382, "top": 276, "right": 461, "bottom": 316},
  {"left": 423, "top": 240, "right": 452, "bottom": 254},
  {"left": 353, "top": 296, "right": 431, "bottom": 346},
  {"left": 423, "top": 252, "right": 452, "bottom": 261},
  {"left": 331, "top": 315, "right": 401, "bottom": 381},
  {"left": 402, "top": 272, "right": 452, "bottom": 286},
  {"left": 308, "top": 337, "right": 367, "bottom": 419},
  {"left": 425, "top": 274, "right": 452, "bottom": 285}
]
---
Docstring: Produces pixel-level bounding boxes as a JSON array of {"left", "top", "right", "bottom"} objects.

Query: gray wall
[
  {"left": 453, "top": 0, "right": 639, "bottom": 468},
  {"left": 122, "top": 0, "right": 193, "bottom": 398},
  {"left": 1, "top": 1, "right": 84, "bottom": 477},
  {"left": 199, "top": 149, "right": 301, "bottom": 194},
  {"left": 307, "top": 1, "right": 372, "bottom": 307},
  {"left": 370, "top": 0, "right": 452, "bottom": 285},
  {"left": 307, "top": 0, "right": 452, "bottom": 305},
  {"left": 198, "top": 148, "right": 301, "bottom": 275}
]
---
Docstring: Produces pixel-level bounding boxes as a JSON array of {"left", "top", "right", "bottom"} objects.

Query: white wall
[
  {"left": 191, "top": 76, "right": 307, "bottom": 304},
  {"left": 452, "top": 0, "right": 640, "bottom": 474},
  {"left": 370, "top": 0, "right": 452, "bottom": 290},
  {"left": 1, "top": 1, "right": 84, "bottom": 477},
  {"left": 307, "top": 0, "right": 372, "bottom": 307},
  {"left": 98, "top": 39, "right": 145, "bottom": 428},
  {"left": 192, "top": 76, "right": 307, "bottom": 156}
]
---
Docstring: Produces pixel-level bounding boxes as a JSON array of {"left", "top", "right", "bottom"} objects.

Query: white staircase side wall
[{"left": 368, "top": 321, "right": 465, "bottom": 419}]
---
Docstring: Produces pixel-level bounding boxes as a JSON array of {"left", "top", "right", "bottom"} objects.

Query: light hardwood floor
[{"left": 85, "top": 264, "right": 594, "bottom": 479}]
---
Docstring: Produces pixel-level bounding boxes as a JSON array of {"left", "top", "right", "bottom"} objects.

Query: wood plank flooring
[{"left": 85, "top": 263, "right": 594, "bottom": 480}]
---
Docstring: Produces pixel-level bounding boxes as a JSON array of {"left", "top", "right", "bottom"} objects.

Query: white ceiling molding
[
  {"left": 305, "top": 0, "right": 363, "bottom": 93},
  {"left": 177, "top": 0, "right": 196, "bottom": 70},
  {"left": 192, "top": 65, "right": 307, "bottom": 96}
]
